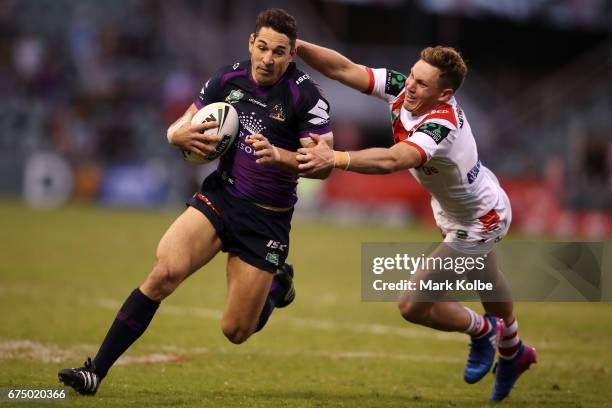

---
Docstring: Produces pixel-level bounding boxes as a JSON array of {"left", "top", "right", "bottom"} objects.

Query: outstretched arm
[
  {"left": 297, "top": 40, "right": 370, "bottom": 93},
  {"left": 296, "top": 134, "right": 424, "bottom": 176}
]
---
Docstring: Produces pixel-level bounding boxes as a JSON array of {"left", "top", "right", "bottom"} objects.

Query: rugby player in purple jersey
[{"left": 58, "top": 8, "right": 333, "bottom": 395}]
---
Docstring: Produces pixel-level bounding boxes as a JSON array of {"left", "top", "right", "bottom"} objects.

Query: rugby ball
[{"left": 182, "top": 102, "right": 239, "bottom": 164}]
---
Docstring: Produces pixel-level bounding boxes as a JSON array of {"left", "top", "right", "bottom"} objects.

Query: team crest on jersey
[
  {"left": 270, "top": 104, "right": 286, "bottom": 122},
  {"left": 225, "top": 89, "right": 244, "bottom": 104},
  {"left": 416, "top": 122, "right": 451, "bottom": 144},
  {"left": 385, "top": 70, "right": 407, "bottom": 97}
]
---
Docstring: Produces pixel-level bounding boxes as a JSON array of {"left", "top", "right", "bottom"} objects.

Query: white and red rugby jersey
[{"left": 365, "top": 67, "right": 502, "bottom": 221}]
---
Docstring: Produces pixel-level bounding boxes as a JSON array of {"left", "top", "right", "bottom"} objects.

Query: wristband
[{"left": 333, "top": 151, "right": 351, "bottom": 170}]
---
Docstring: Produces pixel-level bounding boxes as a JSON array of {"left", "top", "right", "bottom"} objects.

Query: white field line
[
  {"left": 0, "top": 338, "right": 603, "bottom": 371},
  {"left": 0, "top": 338, "right": 462, "bottom": 366},
  {"left": 95, "top": 298, "right": 466, "bottom": 343},
  {"left": 95, "top": 299, "right": 559, "bottom": 350},
  {"left": 0, "top": 339, "right": 181, "bottom": 366}
]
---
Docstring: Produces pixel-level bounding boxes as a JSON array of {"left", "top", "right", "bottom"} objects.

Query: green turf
[{"left": 1, "top": 201, "right": 610, "bottom": 407}]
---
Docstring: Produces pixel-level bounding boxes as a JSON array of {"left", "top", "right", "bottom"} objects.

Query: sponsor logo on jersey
[
  {"left": 456, "top": 230, "right": 469, "bottom": 240},
  {"left": 427, "top": 103, "right": 458, "bottom": 128},
  {"left": 456, "top": 106, "right": 464, "bottom": 128},
  {"left": 385, "top": 70, "right": 407, "bottom": 97},
  {"left": 296, "top": 73, "right": 311, "bottom": 85},
  {"left": 239, "top": 112, "right": 266, "bottom": 135},
  {"left": 225, "top": 89, "right": 244, "bottom": 104},
  {"left": 416, "top": 122, "right": 450, "bottom": 144},
  {"left": 270, "top": 104, "right": 286, "bottom": 122},
  {"left": 421, "top": 166, "right": 439, "bottom": 176},
  {"left": 308, "top": 99, "right": 329, "bottom": 125},
  {"left": 232, "top": 62, "right": 240, "bottom": 70},
  {"left": 467, "top": 160, "right": 481, "bottom": 184},
  {"left": 248, "top": 98, "right": 267, "bottom": 108},
  {"left": 199, "top": 80, "right": 210, "bottom": 100}
]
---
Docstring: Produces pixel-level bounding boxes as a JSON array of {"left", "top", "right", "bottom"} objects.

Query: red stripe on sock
[
  {"left": 499, "top": 343, "right": 521, "bottom": 357},
  {"left": 503, "top": 331, "right": 518, "bottom": 340},
  {"left": 474, "top": 315, "right": 490, "bottom": 338}
]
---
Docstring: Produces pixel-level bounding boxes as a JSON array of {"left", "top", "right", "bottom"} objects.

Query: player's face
[
  {"left": 403, "top": 60, "right": 453, "bottom": 116},
  {"left": 249, "top": 27, "right": 295, "bottom": 87}
]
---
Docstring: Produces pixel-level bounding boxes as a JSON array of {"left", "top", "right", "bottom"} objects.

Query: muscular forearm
[
  {"left": 338, "top": 148, "right": 398, "bottom": 174},
  {"left": 298, "top": 138, "right": 423, "bottom": 177},
  {"left": 335, "top": 147, "right": 421, "bottom": 174},
  {"left": 297, "top": 40, "right": 349, "bottom": 80},
  {"left": 297, "top": 40, "right": 369, "bottom": 92}
]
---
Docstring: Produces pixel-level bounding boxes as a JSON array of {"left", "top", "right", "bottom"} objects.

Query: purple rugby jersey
[{"left": 195, "top": 61, "right": 331, "bottom": 208}]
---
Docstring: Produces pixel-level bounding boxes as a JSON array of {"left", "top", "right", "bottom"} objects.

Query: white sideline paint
[
  {"left": 95, "top": 298, "right": 465, "bottom": 343},
  {"left": 0, "top": 338, "right": 590, "bottom": 370},
  {"left": 0, "top": 338, "right": 462, "bottom": 365},
  {"left": 0, "top": 339, "right": 190, "bottom": 365}
]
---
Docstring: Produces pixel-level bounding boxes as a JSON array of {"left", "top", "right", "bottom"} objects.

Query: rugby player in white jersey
[{"left": 276, "top": 41, "right": 534, "bottom": 401}]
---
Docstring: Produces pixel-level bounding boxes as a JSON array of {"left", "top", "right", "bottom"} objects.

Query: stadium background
[{"left": 1, "top": 0, "right": 611, "bottom": 407}]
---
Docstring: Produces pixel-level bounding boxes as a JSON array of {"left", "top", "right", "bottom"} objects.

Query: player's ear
[
  {"left": 439, "top": 88, "right": 454, "bottom": 103},
  {"left": 248, "top": 33, "right": 255, "bottom": 52},
  {"left": 289, "top": 42, "right": 297, "bottom": 58}
]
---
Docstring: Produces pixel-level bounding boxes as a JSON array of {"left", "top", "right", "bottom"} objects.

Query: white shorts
[{"left": 431, "top": 188, "right": 512, "bottom": 255}]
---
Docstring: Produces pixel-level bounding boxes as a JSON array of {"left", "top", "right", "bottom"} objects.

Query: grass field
[{"left": 1, "top": 201, "right": 611, "bottom": 407}]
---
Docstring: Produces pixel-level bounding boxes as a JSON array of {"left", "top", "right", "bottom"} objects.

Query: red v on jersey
[{"left": 392, "top": 100, "right": 457, "bottom": 144}]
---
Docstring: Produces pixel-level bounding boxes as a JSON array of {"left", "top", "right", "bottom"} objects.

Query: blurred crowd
[
  {"left": 0, "top": 0, "right": 610, "bottom": 215},
  {"left": 1, "top": 0, "right": 198, "bottom": 164}
]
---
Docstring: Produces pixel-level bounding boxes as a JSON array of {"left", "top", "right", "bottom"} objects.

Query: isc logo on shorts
[{"left": 266, "top": 240, "right": 287, "bottom": 251}]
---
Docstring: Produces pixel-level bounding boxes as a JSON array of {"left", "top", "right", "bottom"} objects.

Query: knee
[
  {"left": 221, "top": 319, "right": 254, "bottom": 345},
  {"left": 398, "top": 300, "right": 428, "bottom": 324},
  {"left": 144, "top": 258, "right": 185, "bottom": 300}
]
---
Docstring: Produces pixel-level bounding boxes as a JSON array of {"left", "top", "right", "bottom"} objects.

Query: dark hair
[
  {"left": 254, "top": 8, "right": 297, "bottom": 48},
  {"left": 420, "top": 46, "right": 468, "bottom": 91}
]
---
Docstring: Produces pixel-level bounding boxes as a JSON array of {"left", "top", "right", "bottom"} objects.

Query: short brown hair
[
  {"left": 420, "top": 46, "right": 467, "bottom": 91},
  {"left": 254, "top": 8, "right": 297, "bottom": 49}
]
